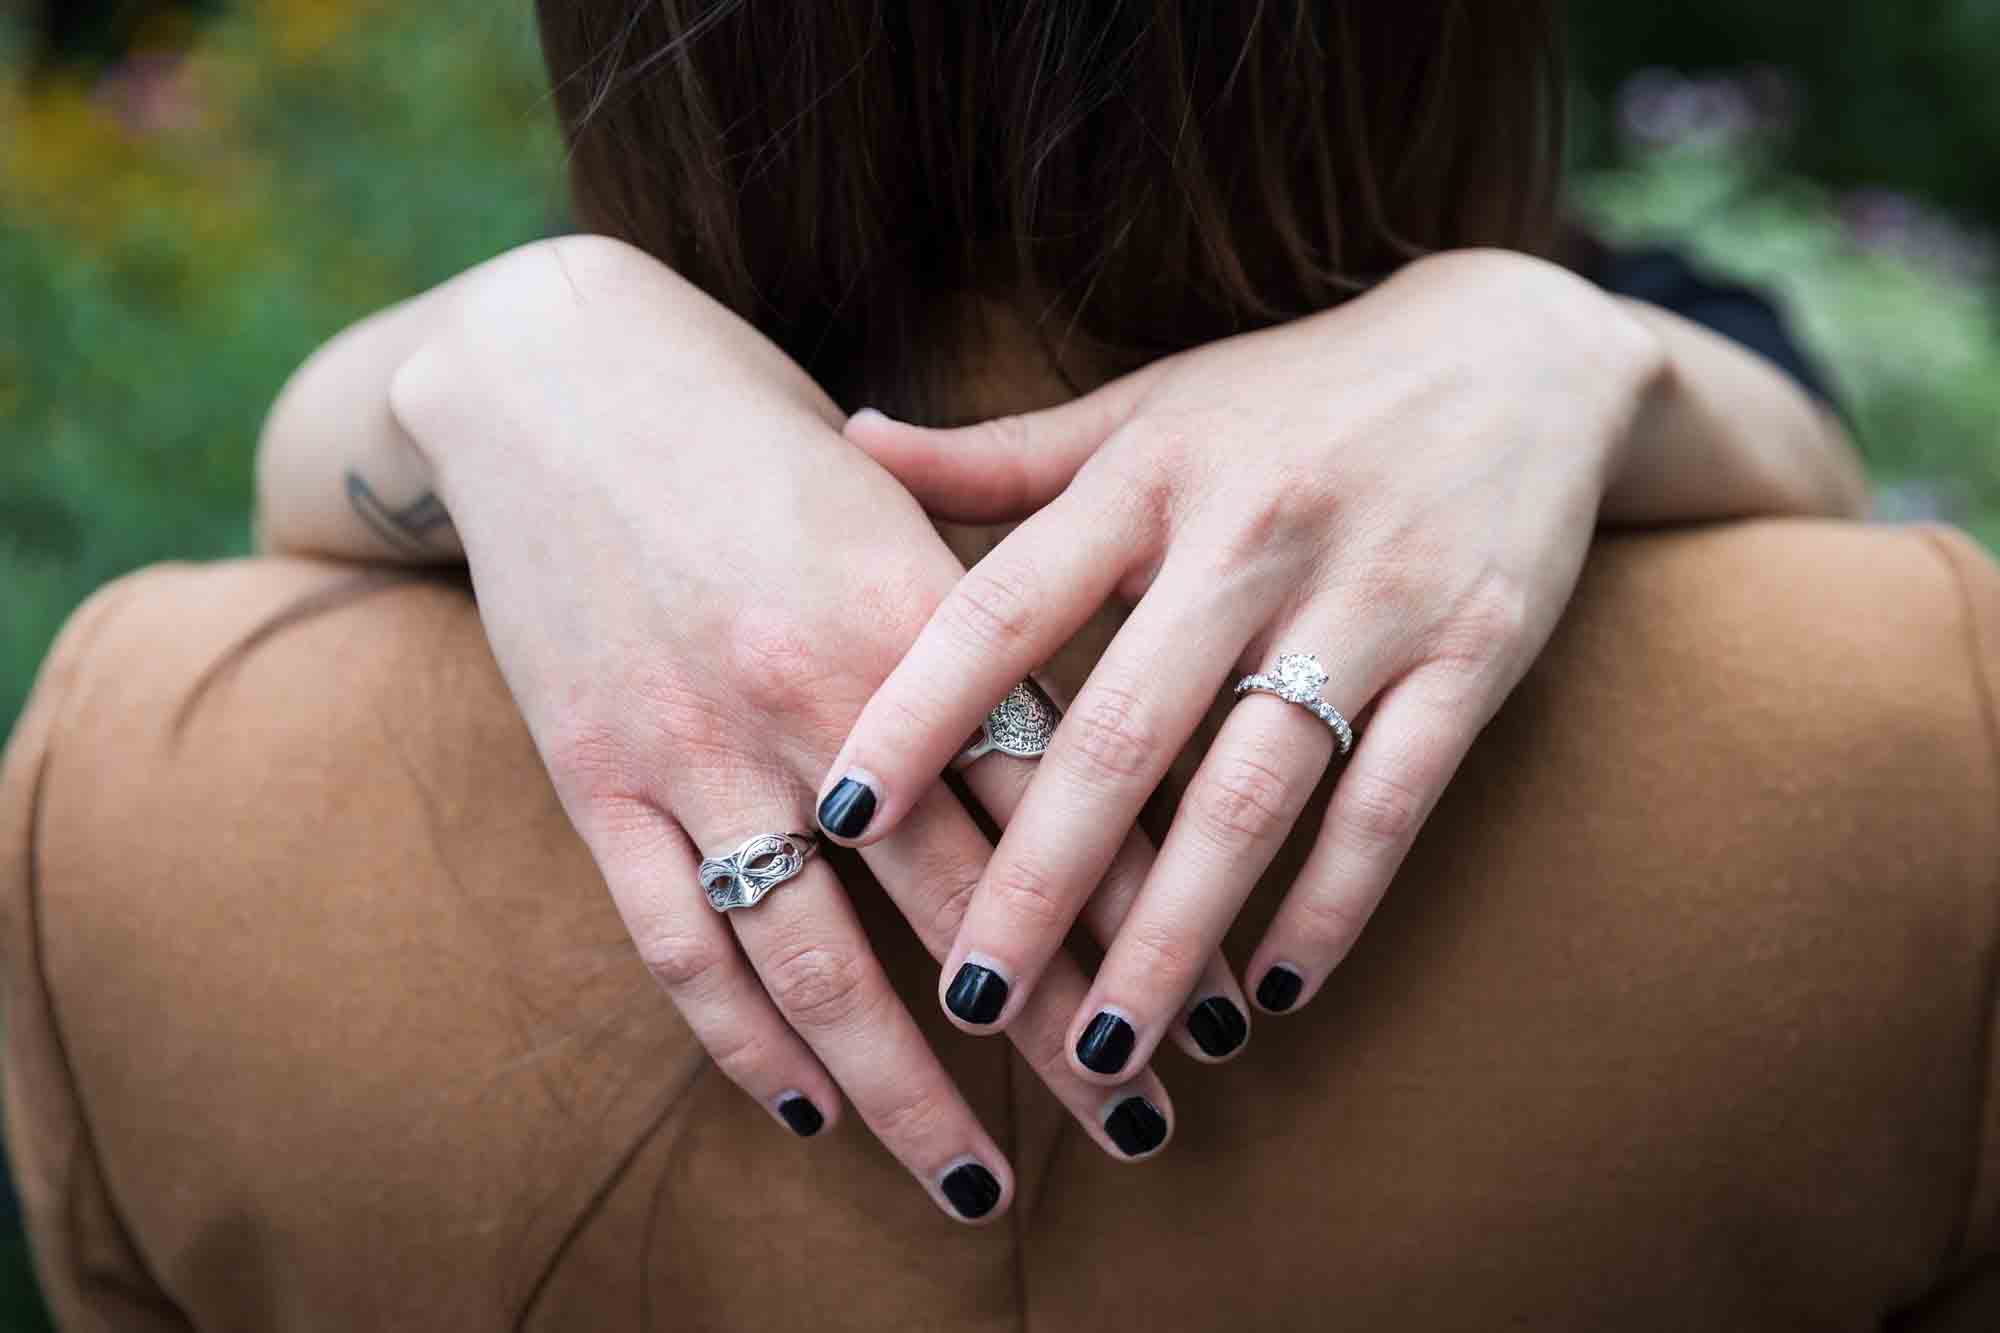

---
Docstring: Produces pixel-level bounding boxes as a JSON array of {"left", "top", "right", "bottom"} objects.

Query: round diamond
[{"left": 1271, "top": 653, "right": 1328, "bottom": 696}]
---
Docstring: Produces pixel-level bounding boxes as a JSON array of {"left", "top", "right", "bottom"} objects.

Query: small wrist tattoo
[{"left": 345, "top": 470, "right": 455, "bottom": 554}]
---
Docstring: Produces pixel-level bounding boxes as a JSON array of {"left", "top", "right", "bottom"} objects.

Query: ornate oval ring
[
  {"left": 951, "top": 679, "right": 1063, "bottom": 770},
  {"left": 1233, "top": 652, "right": 1356, "bottom": 756},
  {"left": 699, "top": 831, "right": 821, "bottom": 912}
]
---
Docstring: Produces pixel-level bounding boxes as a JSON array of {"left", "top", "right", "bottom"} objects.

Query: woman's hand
[
  {"left": 816, "top": 249, "right": 1670, "bottom": 1080},
  {"left": 377, "top": 236, "right": 1235, "bottom": 1220}
]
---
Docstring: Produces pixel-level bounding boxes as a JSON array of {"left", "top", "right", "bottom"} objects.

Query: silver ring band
[
  {"left": 700, "top": 831, "right": 821, "bottom": 912},
  {"left": 952, "top": 679, "right": 1062, "bottom": 770},
  {"left": 1233, "top": 652, "right": 1355, "bottom": 755}
]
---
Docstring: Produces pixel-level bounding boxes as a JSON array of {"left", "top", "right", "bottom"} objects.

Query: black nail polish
[
  {"left": 1256, "top": 965, "right": 1305, "bottom": 1013},
  {"left": 946, "top": 963, "right": 1008, "bottom": 1026},
  {"left": 1075, "top": 1012, "right": 1136, "bottom": 1075},
  {"left": 817, "top": 777, "right": 877, "bottom": 840},
  {"left": 1186, "top": 997, "right": 1249, "bottom": 1057},
  {"left": 777, "top": 1095, "right": 823, "bottom": 1138},
  {"left": 1103, "top": 1096, "right": 1169, "bottom": 1157},
  {"left": 940, "top": 1162, "right": 1002, "bottom": 1219}
]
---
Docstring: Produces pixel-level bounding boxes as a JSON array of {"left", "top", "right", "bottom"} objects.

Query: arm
[
  {"left": 245, "top": 234, "right": 1237, "bottom": 1216},
  {"left": 255, "top": 282, "right": 466, "bottom": 561},
  {"left": 1607, "top": 293, "right": 1868, "bottom": 524},
  {"left": 807, "top": 246, "right": 1873, "bottom": 1079}
]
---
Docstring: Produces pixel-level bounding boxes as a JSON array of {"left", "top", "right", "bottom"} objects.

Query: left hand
[{"left": 814, "top": 248, "right": 1667, "bottom": 1082}]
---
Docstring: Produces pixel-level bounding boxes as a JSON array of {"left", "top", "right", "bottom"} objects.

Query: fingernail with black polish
[
  {"left": 1186, "top": 996, "right": 1249, "bottom": 1058},
  {"left": 1103, "top": 1096, "right": 1169, "bottom": 1158},
  {"left": 1075, "top": 1011, "right": 1136, "bottom": 1075},
  {"left": 946, "top": 962, "right": 1009, "bottom": 1026},
  {"left": 1256, "top": 965, "right": 1305, "bottom": 1013},
  {"left": 940, "top": 1162, "right": 1002, "bottom": 1220},
  {"left": 817, "top": 774, "right": 877, "bottom": 840},
  {"left": 777, "top": 1095, "right": 823, "bottom": 1138}
]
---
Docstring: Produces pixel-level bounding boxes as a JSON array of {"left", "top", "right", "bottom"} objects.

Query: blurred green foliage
[
  {"left": 1569, "top": 0, "right": 2000, "bottom": 227},
  {"left": 1573, "top": 148, "right": 2000, "bottom": 547},
  {"left": 2, "top": 0, "right": 561, "bottom": 733}
]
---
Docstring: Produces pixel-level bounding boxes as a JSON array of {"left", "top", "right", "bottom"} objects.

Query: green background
[{"left": 2, "top": 1, "right": 1998, "bottom": 1325}]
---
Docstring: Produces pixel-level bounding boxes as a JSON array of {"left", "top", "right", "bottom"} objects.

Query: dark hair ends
[{"left": 535, "top": 1, "right": 1564, "bottom": 422}]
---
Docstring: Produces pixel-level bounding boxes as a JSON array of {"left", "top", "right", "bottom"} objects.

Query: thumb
[{"left": 843, "top": 367, "right": 1160, "bottom": 524}]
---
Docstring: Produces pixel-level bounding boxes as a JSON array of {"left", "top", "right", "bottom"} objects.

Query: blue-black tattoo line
[{"left": 344, "top": 470, "right": 454, "bottom": 554}]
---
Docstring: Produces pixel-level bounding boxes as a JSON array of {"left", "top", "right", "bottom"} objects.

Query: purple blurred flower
[
  {"left": 1842, "top": 187, "right": 1998, "bottom": 282},
  {"left": 93, "top": 51, "right": 204, "bottom": 135},
  {"left": 1615, "top": 66, "right": 1799, "bottom": 149}
]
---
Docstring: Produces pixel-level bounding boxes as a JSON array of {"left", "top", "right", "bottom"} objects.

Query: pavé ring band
[
  {"left": 1233, "top": 652, "right": 1356, "bottom": 756},
  {"left": 952, "top": 679, "right": 1062, "bottom": 770},
  {"left": 700, "top": 831, "right": 821, "bottom": 912}
]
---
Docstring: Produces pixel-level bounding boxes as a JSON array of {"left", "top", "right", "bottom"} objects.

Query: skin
[
  {"left": 817, "top": 249, "right": 1867, "bottom": 1086},
  {"left": 256, "top": 235, "right": 1864, "bottom": 1219}
]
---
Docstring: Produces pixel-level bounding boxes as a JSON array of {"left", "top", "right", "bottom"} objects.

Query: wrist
[{"left": 1399, "top": 248, "right": 1669, "bottom": 501}]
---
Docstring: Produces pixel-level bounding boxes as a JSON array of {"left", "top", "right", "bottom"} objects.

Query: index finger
[
  {"left": 813, "top": 488, "right": 1151, "bottom": 848},
  {"left": 935, "top": 549, "right": 1270, "bottom": 1033}
]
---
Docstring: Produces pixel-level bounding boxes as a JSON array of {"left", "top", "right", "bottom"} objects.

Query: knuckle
[
  {"left": 1432, "top": 572, "right": 1532, "bottom": 673},
  {"left": 945, "top": 563, "right": 1041, "bottom": 654},
  {"left": 549, "top": 667, "right": 744, "bottom": 799},
  {"left": 1213, "top": 470, "right": 1337, "bottom": 567},
  {"left": 1120, "top": 916, "right": 1206, "bottom": 983},
  {"left": 866, "top": 1080, "right": 949, "bottom": 1148},
  {"left": 632, "top": 924, "right": 727, "bottom": 994},
  {"left": 988, "top": 853, "right": 1074, "bottom": 934},
  {"left": 545, "top": 717, "right": 650, "bottom": 806},
  {"left": 1340, "top": 546, "right": 1430, "bottom": 613},
  {"left": 868, "top": 685, "right": 956, "bottom": 761},
  {"left": 1092, "top": 422, "right": 1183, "bottom": 525},
  {"left": 1285, "top": 887, "right": 1369, "bottom": 958},
  {"left": 721, "top": 612, "right": 854, "bottom": 726},
  {"left": 763, "top": 943, "right": 874, "bottom": 1032},
  {"left": 1339, "top": 767, "right": 1430, "bottom": 850},
  {"left": 1060, "top": 685, "right": 1160, "bottom": 784},
  {"left": 926, "top": 869, "right": 982, "bottom": 943},
  {"left": 1187, "top": 752, "right": 1304, "bottom": 848},
  {"left": 701, "top": 1025, "right": 770, "bottom": 1083}
]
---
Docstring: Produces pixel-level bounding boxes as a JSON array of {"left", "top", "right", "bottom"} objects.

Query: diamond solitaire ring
[
  {"left": 699, "top": 831, "right": 820, "bottom": 912},
  {"left": 1234, "top": 652, "right": 1355, "bottom": 755},
  {"left": 952, "top": 679, "right": 1062, "bottom": 769}
]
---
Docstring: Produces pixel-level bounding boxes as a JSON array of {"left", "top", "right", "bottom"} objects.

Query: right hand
[{"left": 383, "top": 236, "right": 1246, "bottom": 1220}]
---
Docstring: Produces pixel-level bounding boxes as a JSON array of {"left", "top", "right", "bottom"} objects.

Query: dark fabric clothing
[{"left": 1594, "top": 244, "right": 1841, "bottom": 409}]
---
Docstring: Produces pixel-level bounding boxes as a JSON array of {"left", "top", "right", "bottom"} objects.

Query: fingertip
[
  {"left": 1250, "top": 962, "right": 1309, "bottom": 1014},
  {"left": 941, "top": 956, "right": 1013, "bottom": 1031},
  {"left": 1182, "top": 993, "right": 1252, "bottom": 1062},
  {"left": 1100, "top": 1086, "right": 1173, "bottom": 1161},
  {"left": 936, "top": 1156, "right": 1012, "bottom": 1224},
  {"left": 774, "top": 1090, "right": 835, "bottom": 1139},
  {"left": 844, "top": 405, "right": 919, "bottom": 448},
  {"left": 1070, "top": 1007, "right": 1140, "bottom": 1083},
  {"left": 815, "top": 770, "right": 883, "bottom": 844}
]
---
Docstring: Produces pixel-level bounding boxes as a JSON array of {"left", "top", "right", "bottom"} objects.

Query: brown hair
[{"left": 536, "top": 2, "right": 1564, "bottom": 421}]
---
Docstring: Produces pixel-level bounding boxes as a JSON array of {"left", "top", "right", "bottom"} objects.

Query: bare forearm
[
  {"left": 254, "top": 236, "right": 852, "bottom": 565},
  {"left": 1604, "top": 297, "right": 1868, "bottom": 525},
  {"left": 254, "top": 279, "right": 469, "bottom": 562}
]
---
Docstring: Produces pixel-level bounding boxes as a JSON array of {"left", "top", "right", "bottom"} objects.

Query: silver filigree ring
[
  {"left": 952, "top": 679, "right": 1062, "bottom": 770},
  {"left": 699, "top": 831, "right": 820, "bottom": 912},
  {"left": 1233, "top": 652, "right": 1356, "bottom": 755}
]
